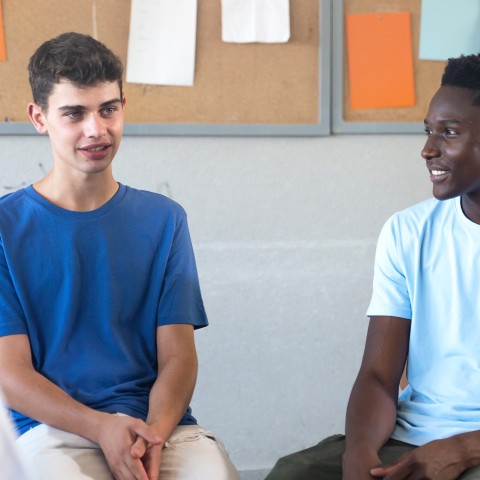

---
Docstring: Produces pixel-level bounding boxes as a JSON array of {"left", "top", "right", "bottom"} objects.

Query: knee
[
  {"left": 267, "top": 455, "right": 319, "bottom": 480},
  {"left": 190, "top": 439, "right": 239, "bottom": 480},
  {"left": 189, "top": 457, "right": 239, "bottom": 480},
  {"left": 267, "top": 435, "right": 345, "bottom": 480},
  {"left": 161, "top": 431, "right": 239, "bottom": 480}
]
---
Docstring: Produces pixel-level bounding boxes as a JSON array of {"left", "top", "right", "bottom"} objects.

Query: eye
[
  {"left": 102, "top": 106, "right": 117, "bottom": 116},
  {"left": 445, "top": 128, "right": 458, "bottom": 137},
  {"left": 424, "top": 127, "right": 432, "bottom": 136},
  {"left": 65, "top": 111, "right": 82, "bottom": 120}
]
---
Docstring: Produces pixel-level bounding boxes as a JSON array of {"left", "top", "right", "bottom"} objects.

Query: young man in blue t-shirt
[
  {"left": 0, "top": 32, "right": 239, "bottom": 480},
  {"left": 267, "top": 55, "right": 480, "bottom": 480}
]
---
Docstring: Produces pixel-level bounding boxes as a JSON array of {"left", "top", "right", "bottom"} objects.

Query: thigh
[
  {"left": 265, "top": 435, "right": 346, "bottom": 480},
  {"left": 159, "top": 425, "right": 239, "bottom": 480},
  {"left": 460, "top": 465, "right": 480, "bottom": 480},
  {"left": 265, "top": 435, "right": 416, "bottom": 480},
  {"left": 378, "top": 438, "right": 416, "bottom": 466},
  {"left": 17, "top": 424, "right": 113, "bottom": 480}
]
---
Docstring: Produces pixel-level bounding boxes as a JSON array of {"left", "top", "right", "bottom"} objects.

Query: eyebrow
[
  {"left": 423, "top": 118, "right": 462, "bottom": 126},
  {"left": 57, "top": 98, "right": 123, "bottom": 111}
]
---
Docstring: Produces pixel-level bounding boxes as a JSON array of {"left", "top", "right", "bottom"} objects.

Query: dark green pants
[{"left": 265, "top": 434, "right": 480, "bottom": 480}]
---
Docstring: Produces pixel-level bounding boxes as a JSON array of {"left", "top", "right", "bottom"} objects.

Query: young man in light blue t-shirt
[
  {"left": 0, "top": 32, "right": 239, "bottom": 480},
  {"left": 267, "top": 55, "right": 480, "bottom": 480}
]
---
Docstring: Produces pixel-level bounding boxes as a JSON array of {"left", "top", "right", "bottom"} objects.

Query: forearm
[
  {"left": 454, "top": 430, "right": 480, "bottom": 470},
  {"left": 342, "top": 371, "right": 400, "bottom": 480},
  {"left": 146, "top": 355, "right": 197, "bottom": 440},
  {"left": 345, "top": 373, "right": 398, "bottom": 453},
  {"left": 343, "top": 316, "right": 409, "bottom": 468},
  {"left": 1, "top": 364, "right": 106, "bottom": 443}
]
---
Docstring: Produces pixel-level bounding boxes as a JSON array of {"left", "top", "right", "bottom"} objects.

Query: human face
[
  {"left": 28, "top": 80, "right": 125, "bottom": 178},
  {"left": 422, "top": 86, "right": 480, "bottom": 205}
]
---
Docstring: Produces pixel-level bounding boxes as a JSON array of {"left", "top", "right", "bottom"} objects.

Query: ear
[
  {"left": 27, "top": 103, "right": 48, "bottom": 134},
  {"left": 122, "top": 95, "right": 126, "bottom": 107}
]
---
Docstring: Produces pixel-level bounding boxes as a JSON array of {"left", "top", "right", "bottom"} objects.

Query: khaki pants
[
  {"left": 17, "top": 422, "right": 239, "bottom": 480},
  {"left": 0, "top": 400, "right": 34, "bottom": 480},
  {"left": 266, "top": 434, "right": 480, "bottom": 480}
]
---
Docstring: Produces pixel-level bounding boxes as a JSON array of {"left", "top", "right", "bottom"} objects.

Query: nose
[
  {"left": 84, "top": 113, "right": 106, "bottom": 138},
  {"left": 421, "top": 134, "right": 440, "bottom": 161}
]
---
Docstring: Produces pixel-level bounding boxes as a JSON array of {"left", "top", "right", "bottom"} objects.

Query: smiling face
[
  {"left": 422, "top": 86, "right": 480, "bottom": 209},
  {"left": 28, "top": 80, "right": 125, "bottom": 180}
]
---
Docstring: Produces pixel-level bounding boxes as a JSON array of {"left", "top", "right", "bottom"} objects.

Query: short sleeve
[
  {"left": 0, "top": 239, "right": 27, "bottom": 337},
  {"left": 156, "top": 211, "right": 208, "bottom": 329},
  {"left": 366, "top": 215, "right": 412, "bottom": 320}
]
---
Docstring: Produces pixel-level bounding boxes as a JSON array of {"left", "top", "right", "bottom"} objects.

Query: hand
[
  {"left": 370, "top": 438, "right": 466, "bottom": 480},
  {"left": 131, "top": 436, "right": 164, "bottom": 480},
  {"left": 96, "top": 414, "right": 163, "bottom": 480}
]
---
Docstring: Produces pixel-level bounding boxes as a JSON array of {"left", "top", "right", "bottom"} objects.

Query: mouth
[
  {"left": 430, "top": 169, "right": 448, "bottom": 177},
  {"left": 428, "top": 166, "right": 450, "bottom": 184},
  {"left": 79, "top": 144, "right": 111, "bottom": 152},
  {"left": 77, "top": 143, "right": 113, "bottom": 161}
]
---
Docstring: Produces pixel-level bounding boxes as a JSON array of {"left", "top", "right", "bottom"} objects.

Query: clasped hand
[{"left": 96, "top": 414, "right": 164, "bottom": 480}]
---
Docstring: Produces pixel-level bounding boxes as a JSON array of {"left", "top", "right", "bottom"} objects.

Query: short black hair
[
  {"left": 441, "top": 54, "right": 480, "bottom": 104},
  {"left": 28, "top": 32, "right": 123, "bottom": 111}
]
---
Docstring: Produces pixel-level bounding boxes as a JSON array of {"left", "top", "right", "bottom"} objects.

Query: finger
[
  {"left": 113, "top": 460, "right": 140, "bottom": 480},
  {"left": 371, "top": 462, "right": 413, "bottom": 480},
  {"left": 370, "top": 467, "right": 389, "bottom": 477},
  {"left": 131, "top": 437, "right": 147, "bottom": 459},
  {"left": 370, "top": 458, "right": 403, "bottom": 477},
  {"left": 146, "top": 463, "right": 160, "bottom": 480},
  {"left": 131, "top": 425, "right": 163, "bottom": 446},
  {"left": 145, "top": 455, "right": 161, "bottom": 480},
  {"left": 128, "top": 457, "right": 149, "bottom": 480}
]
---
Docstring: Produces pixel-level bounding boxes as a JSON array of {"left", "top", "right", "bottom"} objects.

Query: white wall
[{"left": 0, "top": 133, "right": 431, "bottom": 473}]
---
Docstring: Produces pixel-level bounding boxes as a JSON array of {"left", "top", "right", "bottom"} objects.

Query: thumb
[
  {"left": 131, "top": 436, "right": 147, "bottom": 459},
  {"left": 132, "top": 424, "right": 164, "bottom": 447},
  {"left": 370, "top": 467, "right": 386, "bottom": 477}
]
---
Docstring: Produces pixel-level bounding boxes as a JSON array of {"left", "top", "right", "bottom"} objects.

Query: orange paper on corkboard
[
  {"left": 346, "top": 11, "right": 415, "bottom": 109},
  {"left": 0, "top": 2, "right": 6, "bottom": 61}
]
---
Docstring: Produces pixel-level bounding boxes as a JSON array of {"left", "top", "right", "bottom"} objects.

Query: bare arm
[
  {"left": 342, "top": 316, "right": 410, "bottom": 480},
  {"left": 148, "top": 324, "right": 197, "bottom": 435},
  {"left": 0, "top": 334, "right": 161, "bottom": 480},
  {"left": 346, "top": 318, "right": 480, "bottom": 480},
  {"left": 369, "top": 431, "right": 480, "bottom": 479},
  {"left": 132, "top": 324, "right": 198, "bottom": 479},
  {"left": 0, "top": 334, "right": 104, "bottom": 438}
]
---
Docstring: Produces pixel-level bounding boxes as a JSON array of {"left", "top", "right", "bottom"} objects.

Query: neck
[
  {"left": 461, "top": 194, "right": 480, "bottom": 224},
  {"left": 33, "top": 168, "right": 119, "bottom": 212}
]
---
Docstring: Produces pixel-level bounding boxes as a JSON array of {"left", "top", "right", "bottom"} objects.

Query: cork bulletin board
[
  {"left": 332, "top": 0, "right": 447, "bottom": 134},
  {"left": 0, "top": 0, "right": 330, "bottom": 136}
]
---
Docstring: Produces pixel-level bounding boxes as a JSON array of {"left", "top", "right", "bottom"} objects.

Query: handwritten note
[
  {"left": 0, "top": 2, "right": 6, "bottom": 61},
  {"left": 222, "top": 0, "right": 290, "bottom": 43},
  {"left": 126, "top": 0, "right": 197, "bottom": 86},
  {"left": 346, "top": 12, "right": 415, "bottom": 109}
]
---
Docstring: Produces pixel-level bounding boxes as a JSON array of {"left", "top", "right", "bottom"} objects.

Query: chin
[{"left": 432, "top": 190, "right": 457, "bottom": 201}]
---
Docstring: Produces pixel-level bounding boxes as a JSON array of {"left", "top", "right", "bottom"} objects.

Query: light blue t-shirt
[
  {"left": 367, "top": 196, "right": 480, "bottom": 446},
  {"left": 0, "top": 184, "right": 208, "bottom": 435}
]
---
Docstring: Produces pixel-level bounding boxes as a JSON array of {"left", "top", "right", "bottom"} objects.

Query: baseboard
[{"left": 239, "top": 469, "right": 272, "bottom": 480}]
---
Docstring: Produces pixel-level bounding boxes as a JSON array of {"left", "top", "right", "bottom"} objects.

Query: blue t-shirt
[
  {"left": 0, "top": 184, "right": 208, "bottom": 435},
  {"left": 367, "top": 196, "right": 480, "bottom": 446}
]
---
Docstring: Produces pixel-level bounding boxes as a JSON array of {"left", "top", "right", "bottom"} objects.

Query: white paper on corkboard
[{"left": 126, "top": 0, "right": 198, "bottom": 86}]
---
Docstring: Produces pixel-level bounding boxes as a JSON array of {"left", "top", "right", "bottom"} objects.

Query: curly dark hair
[
  {"left": 28, "top": 32, "right": 123, "bottom": 111},
  {"left": 441, "top": 54, "right": 480, "bottom": 104}
]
